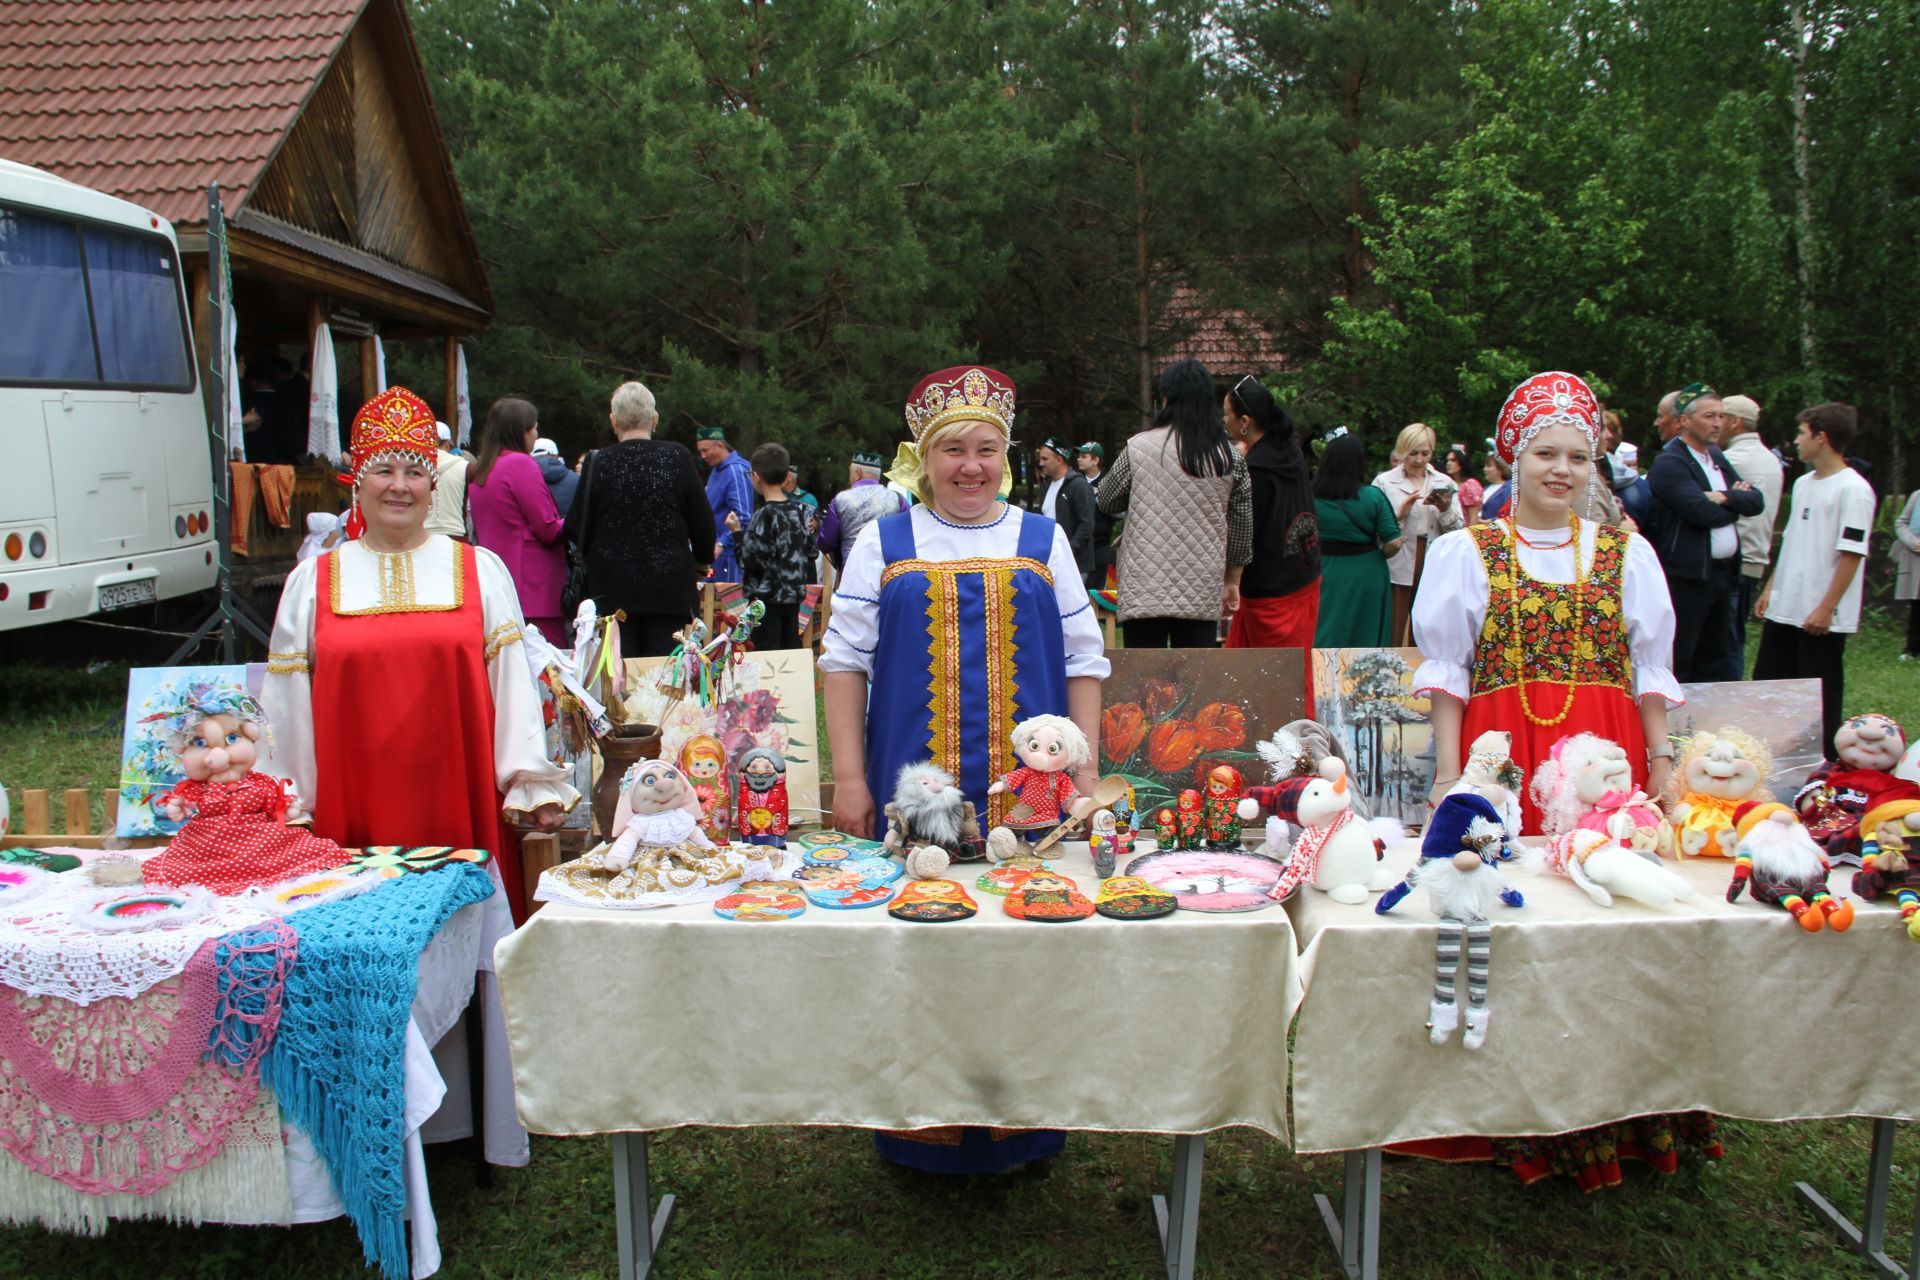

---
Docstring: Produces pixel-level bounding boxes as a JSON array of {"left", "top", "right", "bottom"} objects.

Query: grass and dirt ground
[{"left": 0, "top": 608, "right": 1914, "bottom": 1278}]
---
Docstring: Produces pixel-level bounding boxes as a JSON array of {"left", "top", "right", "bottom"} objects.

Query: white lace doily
[{"left": 0, "top": 876, "right": 273, "bottom": 1006}]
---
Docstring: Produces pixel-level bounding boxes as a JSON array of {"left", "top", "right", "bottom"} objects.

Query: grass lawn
[{"left": 1, "top": 610, "right": 1915, "bottom": 1278}]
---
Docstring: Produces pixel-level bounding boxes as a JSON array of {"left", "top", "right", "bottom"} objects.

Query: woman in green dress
[{"left": 1312, "top": 430, "right": 1403, "bottom": 646}]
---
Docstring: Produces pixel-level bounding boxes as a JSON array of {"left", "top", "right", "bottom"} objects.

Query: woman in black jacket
[
  {"left": 1222, "top": 376, "right": 1321, "bottom": 647},
  {"left": 563, "top": 381, "right": 717, "bottom": 657}
]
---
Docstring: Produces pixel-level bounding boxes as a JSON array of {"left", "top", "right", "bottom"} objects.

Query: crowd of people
[{"left": 385, "top": 360, "right": 1903, "bottom": 767}]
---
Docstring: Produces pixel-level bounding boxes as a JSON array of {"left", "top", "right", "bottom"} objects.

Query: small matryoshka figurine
[
  {"left": 733, "top": 746, "right": 789, "bottom": 848},
  {"left": 1201, "top": 764, "right": 1244, "bottom": 849},
  {"left": 1175, "top": 788, "right": 1206, "bottom": 850},
  {"left": 678, "top": 734, "right": 731, "bottom": 846}
]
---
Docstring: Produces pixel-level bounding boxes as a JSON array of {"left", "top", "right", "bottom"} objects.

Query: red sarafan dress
[
  {"left": 142, "top": 772, "right": 348, "bottom": 894},
  {"left": 261, "top": 536, "right": 579, "bottom": 923},
  {"left": 1412, "top": 518, "right": 1683, "bottom": 836}
]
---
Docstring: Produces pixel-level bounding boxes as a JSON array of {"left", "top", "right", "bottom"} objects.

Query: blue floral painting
[{"left": 116, "top": 664, "right": 264, "bottom": 838}]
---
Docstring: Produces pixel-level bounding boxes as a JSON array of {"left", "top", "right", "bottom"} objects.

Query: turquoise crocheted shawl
[{"left": 260, "top": 863, "right": 496, "bottom": 1280}]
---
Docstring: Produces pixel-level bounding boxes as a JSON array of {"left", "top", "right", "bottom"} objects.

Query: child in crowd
[{"left": 737, "top": 442, "right": 815, "bottom": 650}]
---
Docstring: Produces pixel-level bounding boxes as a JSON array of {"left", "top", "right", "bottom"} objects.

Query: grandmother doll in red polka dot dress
[{"left": 142, "top": 688, "right": 351, "bottom": 895}]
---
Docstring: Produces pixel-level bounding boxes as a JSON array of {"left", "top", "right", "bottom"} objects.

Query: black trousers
[
  {"left": 620, "top": 612, "right": 690, "bottom": 659},
  {"left": 1122, "top": 616, "right": 1218, "bottom": 649},
  {"left": 1751, "top": 619, "right": 1849, "bottom": 758},
  {"left": 1668, "top": 559, "right": 1741, "bottom": 684},
  {"left": 751, "top": 600, "right": 802, "bottom": 651},
  {"left": 1908, "top": 599, "right": 1920, "bottom": 656}
]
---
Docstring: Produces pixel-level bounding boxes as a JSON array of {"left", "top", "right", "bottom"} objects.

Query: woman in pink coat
[{"left": 467, "top": 397, "right": 568, "bottom": 642}]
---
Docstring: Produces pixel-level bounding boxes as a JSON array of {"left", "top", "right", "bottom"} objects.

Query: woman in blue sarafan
[{"left": 822, "top": 364, "right": 1109, "bottom": 1174}]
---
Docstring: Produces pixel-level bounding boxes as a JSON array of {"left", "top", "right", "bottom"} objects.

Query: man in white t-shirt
[{"left": 1754, "top": 402, "right": 1875, "bottom": 757}]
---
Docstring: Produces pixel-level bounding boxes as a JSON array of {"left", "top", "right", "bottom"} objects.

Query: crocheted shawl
[{"left": 261, "top": 862, "right": 495, "bottom": 1280}]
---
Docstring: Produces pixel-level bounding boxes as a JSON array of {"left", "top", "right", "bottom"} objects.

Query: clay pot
[{"left": 592, "top": 723, "right": 662, "bottom": 839}]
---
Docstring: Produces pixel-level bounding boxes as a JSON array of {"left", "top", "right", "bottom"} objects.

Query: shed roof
[
  {"left": 1161, "top": 285, "right": 1291, "bottom": 376},
  {"left": 0, "top": 1, "right": 363, "bottom": 226}
]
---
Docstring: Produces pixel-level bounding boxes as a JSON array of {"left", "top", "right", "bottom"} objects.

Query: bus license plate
[{"left": 98, "top": 580, "right": 157, "bottom": 612}]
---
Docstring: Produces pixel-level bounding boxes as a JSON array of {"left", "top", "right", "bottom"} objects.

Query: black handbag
[{"left": 560, "top": 450, "right": 597, "bottom": 621}]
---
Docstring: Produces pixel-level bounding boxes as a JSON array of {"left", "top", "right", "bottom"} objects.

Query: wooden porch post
[
  {"left": 443, "top": 335, "right": 460, "bottom": 430},
  {"left": 359, "top": 336, "right": 378, "bottom": 401},
  {"left": 191, "top": 265, "right": 213, "bottom": 431}
]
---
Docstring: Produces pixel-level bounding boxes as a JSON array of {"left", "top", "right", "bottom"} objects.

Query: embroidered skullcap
[
  {"left": 1077, "top": 442, "right": 1105, "bottom": 459},
  {"left": 903, "top": 366, "right": 1017, "bottom": 441},
  {"left": 1492, "top": 371, "right": 1602, "bottom": 467},
  {"left": 1673, "top": 381, "right": 1718, "bottom": 417},
  {"left": 348, "top": 387, "right": 440, "bottom": 482},
  {"left": 696, "top": 425, "right": 729, "bottom": 442},
  {"left": 1038, "top": 437, "right": 1073, "bottom": 460},
  {"left": 852, "top": 449, "right": 886, "bottom": 468}
]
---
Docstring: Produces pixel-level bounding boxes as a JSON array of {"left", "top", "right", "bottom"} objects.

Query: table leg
[
  {"left": 1313, "top": 1147, "right": 1381, "bottom": 1280},
  {"left": 611, "top": 1132, "right": 677, "bottom": 1280},
  {"left": 1151, "top": 1132, "right": 1205, "bottom": 1280},
  {"left": 1794, "top": 1118, "right": 1912, "bottom": 1280},
  {"left": 463, "top": 988, "right": 491, "bottom": 1189}
]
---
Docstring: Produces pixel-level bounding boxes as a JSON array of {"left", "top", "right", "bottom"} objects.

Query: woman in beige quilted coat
[{"left": 1097, "top": 359, "right": 1253, "bottom": 647}]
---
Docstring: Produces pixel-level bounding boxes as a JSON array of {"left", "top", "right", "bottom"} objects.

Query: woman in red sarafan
[
  {"left": 1397, "top": 370, "right": 1716, "bottom": 1188},
  {"left": 260, "top": 387, "right": 578, "bottom": 923}
]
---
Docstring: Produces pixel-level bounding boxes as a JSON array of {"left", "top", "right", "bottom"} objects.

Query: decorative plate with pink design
[{"left": 1125, "top": 850, "right": 1290, "bottom": 912}]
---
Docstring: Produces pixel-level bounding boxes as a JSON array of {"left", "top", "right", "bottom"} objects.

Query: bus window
[
  {"left": 83, "top": 226, "right": 193, "bottom": 389},
  {"left": 0, "top": 207, "right": 96, "bottom": 382}
]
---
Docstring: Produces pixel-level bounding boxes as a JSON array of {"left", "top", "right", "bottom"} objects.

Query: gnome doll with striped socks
[{"left": 1377, "top": 793, "right": 1524, "bottom": 1049}]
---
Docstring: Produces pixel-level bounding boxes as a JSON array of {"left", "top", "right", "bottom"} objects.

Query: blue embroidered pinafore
[{"left": 864, "top": 506, "right": 1070, "bottom": 840}]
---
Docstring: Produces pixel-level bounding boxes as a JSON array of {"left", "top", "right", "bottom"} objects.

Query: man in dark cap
[
  {"left": 1032, "top": 437, "right": 1093, "bottom": 581},
  {"left": 1076, "top": 442, "right": 1113, "bottom": 589},
  {"left": 697, "top": 425, "right": 756, "bottom": 582}
]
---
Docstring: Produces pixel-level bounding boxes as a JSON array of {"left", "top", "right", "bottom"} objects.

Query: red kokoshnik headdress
[
  {"left": 903, "top": 365, "right": 1017, "bottom": 440},
  {"left": 340, "top": 387, "right": 441, "bottom": 539},
  {"left": 1493, "top": 371, "right": 1602, "bottom": 467}
]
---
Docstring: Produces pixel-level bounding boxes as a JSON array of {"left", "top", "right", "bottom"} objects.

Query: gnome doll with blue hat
[{"left": 1377, "top": 793, "right": 1524, "bottom": 1050}]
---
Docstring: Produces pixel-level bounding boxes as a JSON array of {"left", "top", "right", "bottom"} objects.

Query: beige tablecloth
[
  {"left": 1287, "top": 840, "right": 1920, "bottom": 1154},
  {"left": 495, "top": 844, "right": 1301, "bottom": 1139}
]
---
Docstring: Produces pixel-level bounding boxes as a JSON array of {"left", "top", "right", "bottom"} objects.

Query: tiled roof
[
  {"left": 0, "top": 1, "right": 363, "bottom": 225},
  {"left": 1161, "top": 285, "right": 1292, "bottom": 375}
]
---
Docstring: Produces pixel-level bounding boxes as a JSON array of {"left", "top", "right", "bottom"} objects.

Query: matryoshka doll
[
  {"left": 678, "top": 734, "right": 731, "bottom": 847},
  {"left": 1175, "top": 788, "right": 1205, "bottom": 851},
  {"left": 1201, "top": 764, "right": 1244, "bottom": 849}
]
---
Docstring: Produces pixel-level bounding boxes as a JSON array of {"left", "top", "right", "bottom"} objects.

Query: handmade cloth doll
[
  {"left": 1444, "top": 730, "right": 1525, "bottom": 847},
  {"left": 677, "top": 733, "right": 732, "bottom": 846},
  {"left": 1797, "top": 714, "right": 1920, "bottom": 864},
  {"left": 1668, "top": 728, "right": 1771, "bottom": 858},
  {"left": 1532, "top": 733, "right": 1694, "bottom": 908},
  {"left": 987, "top": 714, "right": 1089, "bottom": 837},
  {"left": 1376, "top": 793, "right": 1523, "bottom": 1050},
  {"left": 1531, "top": 732, "right": 1674, "bottom": 857},
  {"left": 1201, "top": 765, "right": 1244, "bottom": 849},
  {"left": 1241, "top": 758, "right": 1396, "bottom": 904},
  {"left": 883, "top": 761, "right": 986, "bottom": 862},
  {"left": 733, "top": 747, "right": 789, "bottom": 848},
  {"left": 1727, "top": 801, "right": 1855, "bottom": 932},
  {"left": 540, "top": 760, "right": 769, "bottom": 909},
  {"left": 1852, "top": 800, "right": 1920, "bottom": 942},
  {"left": 141, "top": 689, "right": 350, "bottom": 894}
]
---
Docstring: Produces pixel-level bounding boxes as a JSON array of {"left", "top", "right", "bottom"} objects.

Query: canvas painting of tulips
[
  {"left": 1100, "top": 649, "right": 1310, "bottom": 821},
  {"left": 1310, "top": 648, "right": 1435, "bottom": 827}
]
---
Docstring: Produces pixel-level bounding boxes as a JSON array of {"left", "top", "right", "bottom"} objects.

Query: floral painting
[
  {"left": 1311, "top": 648, "right": 1435, "bottom": 827},
  {"left": 116, "top": 664, "right": 264, "bottom": 838},
  {"left": 621, "top": 650, "right": 821, "bottom": 820},
  {"left": 1100, "top": 649, "right": 1309, "bottom": 819}
]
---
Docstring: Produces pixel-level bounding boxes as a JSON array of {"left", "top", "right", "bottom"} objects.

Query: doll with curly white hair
[
  {"left": 987, "top": 713, "right": 1090, "bottom": 837},
  {"left": 1533, "top": 732, "right": 1692, "bottom": 908}
]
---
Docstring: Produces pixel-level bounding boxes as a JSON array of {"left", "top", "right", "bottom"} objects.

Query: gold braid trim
[
  {"left": 328, "top": 542, "right": 466, "bottom": 615},
  {"left": 983, "top": 565, "right": 1018, "bottom": 831},
  {"left": 924, "top": 572, "right": 961, "bottom": 788},
  {"left": 882, "top": 556, "right": 1051, "bottom": 587},
  {"left": 484, "top": 622, "right": 523, "bottom": 663},
  {"left": 265, "top": 650, "right": 309, "bottom": 675}
]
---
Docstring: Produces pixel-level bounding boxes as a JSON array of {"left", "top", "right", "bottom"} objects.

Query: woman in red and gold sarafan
[
  {"left": 1413, "top": 371, "right": 1682, "bottom": 834},
  {"left": 262, "top": 388, "right": 576, "bottom": 922},
  {"left": 1400, "top": 371, "right": 1717, "bottom": 1190}
]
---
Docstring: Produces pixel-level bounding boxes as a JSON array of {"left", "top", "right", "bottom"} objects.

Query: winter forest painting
[{"left": 1310, "top": 648, "right": 1435, "bottom": 828}]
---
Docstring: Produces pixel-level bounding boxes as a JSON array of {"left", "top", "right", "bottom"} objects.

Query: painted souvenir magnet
[
  {"left": 791, "top": 856, "right": 898, "bottom": 889},
  {"left": 715, "top": 879, "right": 808, "bottom": 921},
  {"left": 803, "top": 882, "right": 897, "bottom": 910},
  {"left": 1094, "top": 875, "right": 1177, "bottom": 920},
  {"left": 975, "top": 854, "right": 1051, "bottom": 897},
  {"left": 1002, "top": 871, "right": 1094, "bottom": 922},
  {"left": 1126, "top": 849, "right": 1289, "bottom": 912},
  {"left": 888, "top": 878, "right": 979, "bottom": 922}
]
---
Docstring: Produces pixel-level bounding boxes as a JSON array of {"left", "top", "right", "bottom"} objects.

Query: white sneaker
[
  {"left": 1427, "top": 999, "right": 1458, "bottom": 1045},
  {"left": 1463, "top": 1005, "right": 1490, "bottom": 1050}
]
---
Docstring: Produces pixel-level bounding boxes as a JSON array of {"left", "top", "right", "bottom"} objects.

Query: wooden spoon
[{"left": 1032, "top": 775, "right": 1130, "bottom": 855}]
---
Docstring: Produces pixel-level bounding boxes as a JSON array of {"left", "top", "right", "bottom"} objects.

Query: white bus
[{"left": 0, "top": 158, "right": 216, "bottom": 631}]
